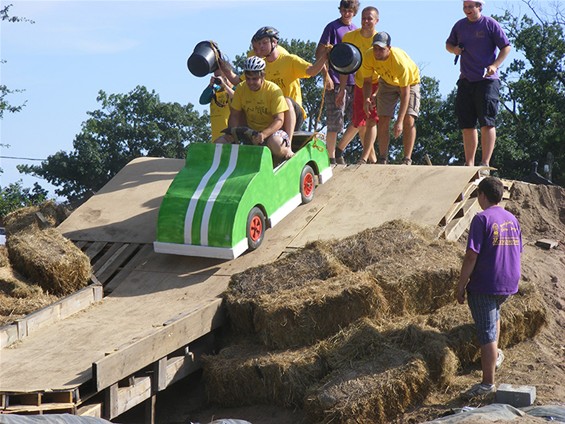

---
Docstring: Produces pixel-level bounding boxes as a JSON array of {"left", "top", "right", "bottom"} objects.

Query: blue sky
[{"left": 1, "top": 0, "right": 531, "bottom": 198}]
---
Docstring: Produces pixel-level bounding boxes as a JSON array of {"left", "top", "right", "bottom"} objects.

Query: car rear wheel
[
  {"left": 247, "top": 207, "right": 266, "bottom": 250},
  {"left": 300, "top": 165, "right": 315, "bottom": 204}
]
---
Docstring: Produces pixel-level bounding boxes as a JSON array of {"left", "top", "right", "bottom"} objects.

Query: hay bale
[
  {"left": 253, "top": 272, "right": 388, "bottom": 349},
  {"left": 500, "top": 282, "right": 548, "bottom": 346},
  {"left": 380, "top": 322, "right": 460, "bottom": 387},
  {"left": 7, "top": 228, "right": 91, "bottom": 296},
  {"left": 366, "top": 238, "right": 462, "bottom": 316},
  {"left": 328, "top": 220, "right": 436, "bottom": 271},
  {"left": 202, "top": 342, "right": 326, "bottom": 408},
  {"left": 0, "top": 246, "right": 9, "bottom": 268},
  {"left": 315, "top": 317, "right": 391, "bottom": 370},
  {"left": 3, "top": 201, "right": 66, "bottom": 236},
  {"left": 224, "top": 244, "right": 346, "bottom": 334},
  {"left": 304, "top": 352, "right": 429, "bottom": 424}
]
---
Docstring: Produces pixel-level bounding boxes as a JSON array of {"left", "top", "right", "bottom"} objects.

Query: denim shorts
[
  {"left": 325, "top": 85, "right": 354, "bottom": 132},
  {"left": 467, "top": 292, "right": 509, "bottom": 345}
]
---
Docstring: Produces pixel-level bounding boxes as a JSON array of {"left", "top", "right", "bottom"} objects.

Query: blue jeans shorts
[
  {"left": 456, "top": 78, "right": 500, "bottom": 128},
  {"left": 467, "top": 292, "right": 509, "bottom": 345}
]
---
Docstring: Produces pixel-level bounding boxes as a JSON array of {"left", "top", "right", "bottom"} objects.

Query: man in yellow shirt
[
  {"left": 361, "top": 32, "right": 420, "bottom": 165},
  {"left": 337, "top": 6, "right": 380, "bottom": 164},
  {"left": 213, "top": 56, "right": 293, "bottom": 161}
]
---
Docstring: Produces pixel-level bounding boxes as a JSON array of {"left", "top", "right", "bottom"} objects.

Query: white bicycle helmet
[{"left": 243, "top": 56, "right": 266, "bottom": 72}]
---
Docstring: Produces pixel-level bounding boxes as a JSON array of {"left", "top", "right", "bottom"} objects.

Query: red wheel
[
  {"left": 300, "top": 165, "right": 315, "bottom": 204},
  {"left": 247, "top": 207, "right": 265, "bottom": 250}
]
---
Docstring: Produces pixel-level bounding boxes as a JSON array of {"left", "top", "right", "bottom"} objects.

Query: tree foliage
[
  {"left": 18, "top": 86, "right": 210, "bottom": 203},
  {"left": 0, "top": 180, "right": 47, "bottom": 221},
  {"left": 0, "top": 4, "right": 33, "bottom": 119},
  {"left": 494, "top": 1, "right": 565, "bottom": 184}
]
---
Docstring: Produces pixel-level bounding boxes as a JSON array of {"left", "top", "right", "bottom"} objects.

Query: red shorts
[{"left": 352, "top": 84, "right": 378, "bottom": 127}]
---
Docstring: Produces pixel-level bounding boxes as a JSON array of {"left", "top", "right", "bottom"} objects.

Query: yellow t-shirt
[
  {"left": 342, "top": 29, "right": 379, "bottom": 87},
  {"left": 361, "top": 46, "right": 420, "bottom": 87},
  {"left": 231, "top": 79, "right": 289, "bottom": 132},
  {"left": 209, "top": 89, "right": 231, "bottom": 141}
]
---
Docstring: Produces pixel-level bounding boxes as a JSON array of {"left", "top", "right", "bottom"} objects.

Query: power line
[{"left": 0, "top": 155, "right": 45, "bottom": 161}]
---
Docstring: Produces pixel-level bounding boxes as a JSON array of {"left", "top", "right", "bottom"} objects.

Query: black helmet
[{"left": 252, "top": 26, "right": 280, "bottom": 42}]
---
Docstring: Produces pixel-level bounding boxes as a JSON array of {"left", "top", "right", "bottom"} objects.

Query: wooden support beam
[
  {"left": 104, "top": 383, "right": 119, "bottom": 420},
  {"left": 96, "top": 243, "right": 139, "bottom": 284},
  {"left": 84, "top": 241, "right": 108, "bottom": 261},
  {"left": 93, "top": 298, "right": 224, "bottom": 392},
  {"left": 103, "top": 244, "right": 154, "bottom": 294}
]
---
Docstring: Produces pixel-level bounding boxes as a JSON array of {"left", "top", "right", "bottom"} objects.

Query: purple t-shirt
[
  {"left": 467, "top": 206, "right": 522, "bottom": 295},
  {"left": 446, "top": 15, "right": 510, "bottom": 82},
  {"left": 319, "top": 18, "right": 357, "bottom": 86}
]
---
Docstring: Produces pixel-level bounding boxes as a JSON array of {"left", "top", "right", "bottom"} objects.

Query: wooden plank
[
  {"left": 92, "top": 242, "right": 124, "bottom": 273},
  {"left": 104, "top": 383, "right": 119, "bottom": 420},
  {"left": 1, "top": 402, "right": 76, "bottom": 414},
  {"left": 2, "top": 285, "right": 102, "bottom": 348},
  {"left": 77, "top": 402, "right": 103, "bottom": 417},
  {"left": 4, "top": 392, "right": 41, "bottom": 406},
  {"left": 443, "top": 198, "right": 481, "bottom": 241},
  {"left": 115, "top": 376, "right": 152, "bottom": 418},
  {"left": 164, "top": 352, "right": 197, "bottom": 388},
  {"left": 103, "top": 244, "right": 154, "bottom": 294},
  {"left": 536, "top": 239, "right": 559, "bottom": 250},
  {"left": 154, "top": 358, "right": 168, "bottom": 392},
  {"left": 75, "top": 240, "right": 88, "bottom": 249},
  {"left": 84, "top": 241, "right": 108, "bottom": 261},
  {"left": 0, "top": 323, "right": 19, "bottom": 349},
  {"left": 96, "top": 243, "right": 139, "bottom": 284},
  {"left": 93, "top": 298, "right": 224, "bottom": 392}
]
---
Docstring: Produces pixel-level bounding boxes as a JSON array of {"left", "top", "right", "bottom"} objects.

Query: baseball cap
[{"left": 372, "top": 32, "right": 391, "bottom": 48}]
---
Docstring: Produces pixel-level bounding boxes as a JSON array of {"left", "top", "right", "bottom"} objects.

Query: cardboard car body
[{"left": 153, "top": 134, "right": 332, "bottom": 259}]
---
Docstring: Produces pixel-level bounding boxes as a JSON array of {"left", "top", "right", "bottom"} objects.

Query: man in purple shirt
[
  {"left": 446, "top": 0, "right": 511, "bottom": 168},
  {"left": 456, "top": 177, "right": 522, "bottom": 400},
  {"left": 316, "top": 0, "right": 359, "bottom": 164}
]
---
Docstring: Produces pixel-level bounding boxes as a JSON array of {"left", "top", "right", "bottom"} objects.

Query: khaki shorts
[{"left": 376, "top": 79, "right": 420, "bottom": 118}]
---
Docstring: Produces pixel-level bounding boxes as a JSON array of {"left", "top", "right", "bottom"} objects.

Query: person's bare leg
[
  {"left": 377, "top": 116, "right": 392, "bottom": 162},
  {"left": 336, "top": 124, "right": 359, "bottom": 152},
  {"left": 463, "top": 128, "right": 478, "bottom": 166},
  {"left": 326, "top": 131, "right": 337, "bottom": 160},
  {"left": 480, "top": 126, "right": 496, "bottom": 166},
  {"left": 402, "top": 115, "right": 416, "bottom": 159},
  {"left": 266, "top": 134, "right": 293, "bottom": 161},
  {"left": 284, "top": 98, "right": 296, "bottom": 143},
  {"left": 360, "top": 119, "right": 377, "bottom": 162},
  {"left": 480, "top": 341, "right": 497, "bottom": 385}
]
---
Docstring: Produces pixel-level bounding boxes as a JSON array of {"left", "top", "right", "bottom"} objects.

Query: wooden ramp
[{"left": 0, "top": 157, "right": 484, "bottom": 419}]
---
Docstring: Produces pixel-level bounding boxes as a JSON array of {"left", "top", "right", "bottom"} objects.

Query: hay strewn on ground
[
  {"left": 203, "top": 219, "right": 549, "bottom": 423},
  {"left": 3, "top": 201, "right": 68, "bottom": 236}
]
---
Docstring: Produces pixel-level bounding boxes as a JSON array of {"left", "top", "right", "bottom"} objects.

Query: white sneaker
[{"left": 461, "top": 383, "right": 495, "bottom": 400}]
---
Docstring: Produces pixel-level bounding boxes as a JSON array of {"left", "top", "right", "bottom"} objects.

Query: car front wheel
[
  {"left": 247, "top": 207, "right": 266, "bottom": 251},
  {"left": 300, "top": 165, "right": 315, "bottom": 204}
]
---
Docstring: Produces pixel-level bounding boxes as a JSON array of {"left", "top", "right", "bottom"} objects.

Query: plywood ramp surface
[{"left": 1, "top": 159, "right": 480, "bottom": 395}]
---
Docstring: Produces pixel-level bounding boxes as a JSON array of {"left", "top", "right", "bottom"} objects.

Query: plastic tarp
[
  {"left": 425, "top": 404, "right": 565, "bottom": 423},
  {"left": 0, "top": 415, "right": 111, "bottom": 424}
]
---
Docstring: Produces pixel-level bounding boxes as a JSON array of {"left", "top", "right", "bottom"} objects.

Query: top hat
[
  {"left": 329, "top": 42, "right": 362, "bottom": 75},
  {"left": 187, "top": 41, "right": 220, "bottom": 77}
]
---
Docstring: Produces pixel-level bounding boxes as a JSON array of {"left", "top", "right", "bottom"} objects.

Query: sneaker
[
  {"left": 357, "top": 158, "right": 367, "bottom": 165},
  {"left": 377, "top": 157, "right": 388, "bottom": 165},
  {"left": 401, "top": 157, "right": 412, "bottom": 165},
  {"left": 479, "top": 162, "right": 490, "bottom": 177},
  {"left": 336, "top": 156, "right": 346, "bottom": 165},
  {"left": 329, "top": 158, "right": 336, "bottom": 165},
  {"left": 496, "top": 349, "right": 505, "bottom": 369},
  {"left": 461, "top": 383, "right": 495, "bottom": 400}
]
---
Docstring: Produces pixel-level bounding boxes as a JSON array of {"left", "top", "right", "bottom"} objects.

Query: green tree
[
  {"left": 0, "top": 180, "right": 47, "bottom": 221},
  {"left": 494, "top": 2, "right": 564, "bottom": 184},
  {"left": 19, "top": 86, "right": 210, "bottom": 204},
  {"left": 0, "top": 4, "right": 34, "bottom": 119}
]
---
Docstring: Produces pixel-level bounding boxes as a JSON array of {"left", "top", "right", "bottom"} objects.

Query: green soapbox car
[{"left": 153, "top": 132, "right": 332, "bottom": 260}]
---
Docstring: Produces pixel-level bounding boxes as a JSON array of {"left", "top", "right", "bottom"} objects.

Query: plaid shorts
[{"left": 467, "top": 292, "right": 509, "bottom": 345}]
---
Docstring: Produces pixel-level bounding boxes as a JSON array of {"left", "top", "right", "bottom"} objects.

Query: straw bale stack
[
  {"left": 252, "top": 272, "right": 388, "bottom": 349},
  {"left": 304, "top": 352, "right": 429, "bottom": 424},
  {"left": 225, "top": 244, "right": 346, "bottom": 334},
  {"left": 202, "top": 343, "right": 326, "bottom": 408},
  {"left": 328, "top": 220, "right": 437, "bottom": 271},
  {"left": 3, "top": 200, "right": 67, "bottom": 235},
  {"left": 7, "top": 228, "right": 91, "bottom": 296}
]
